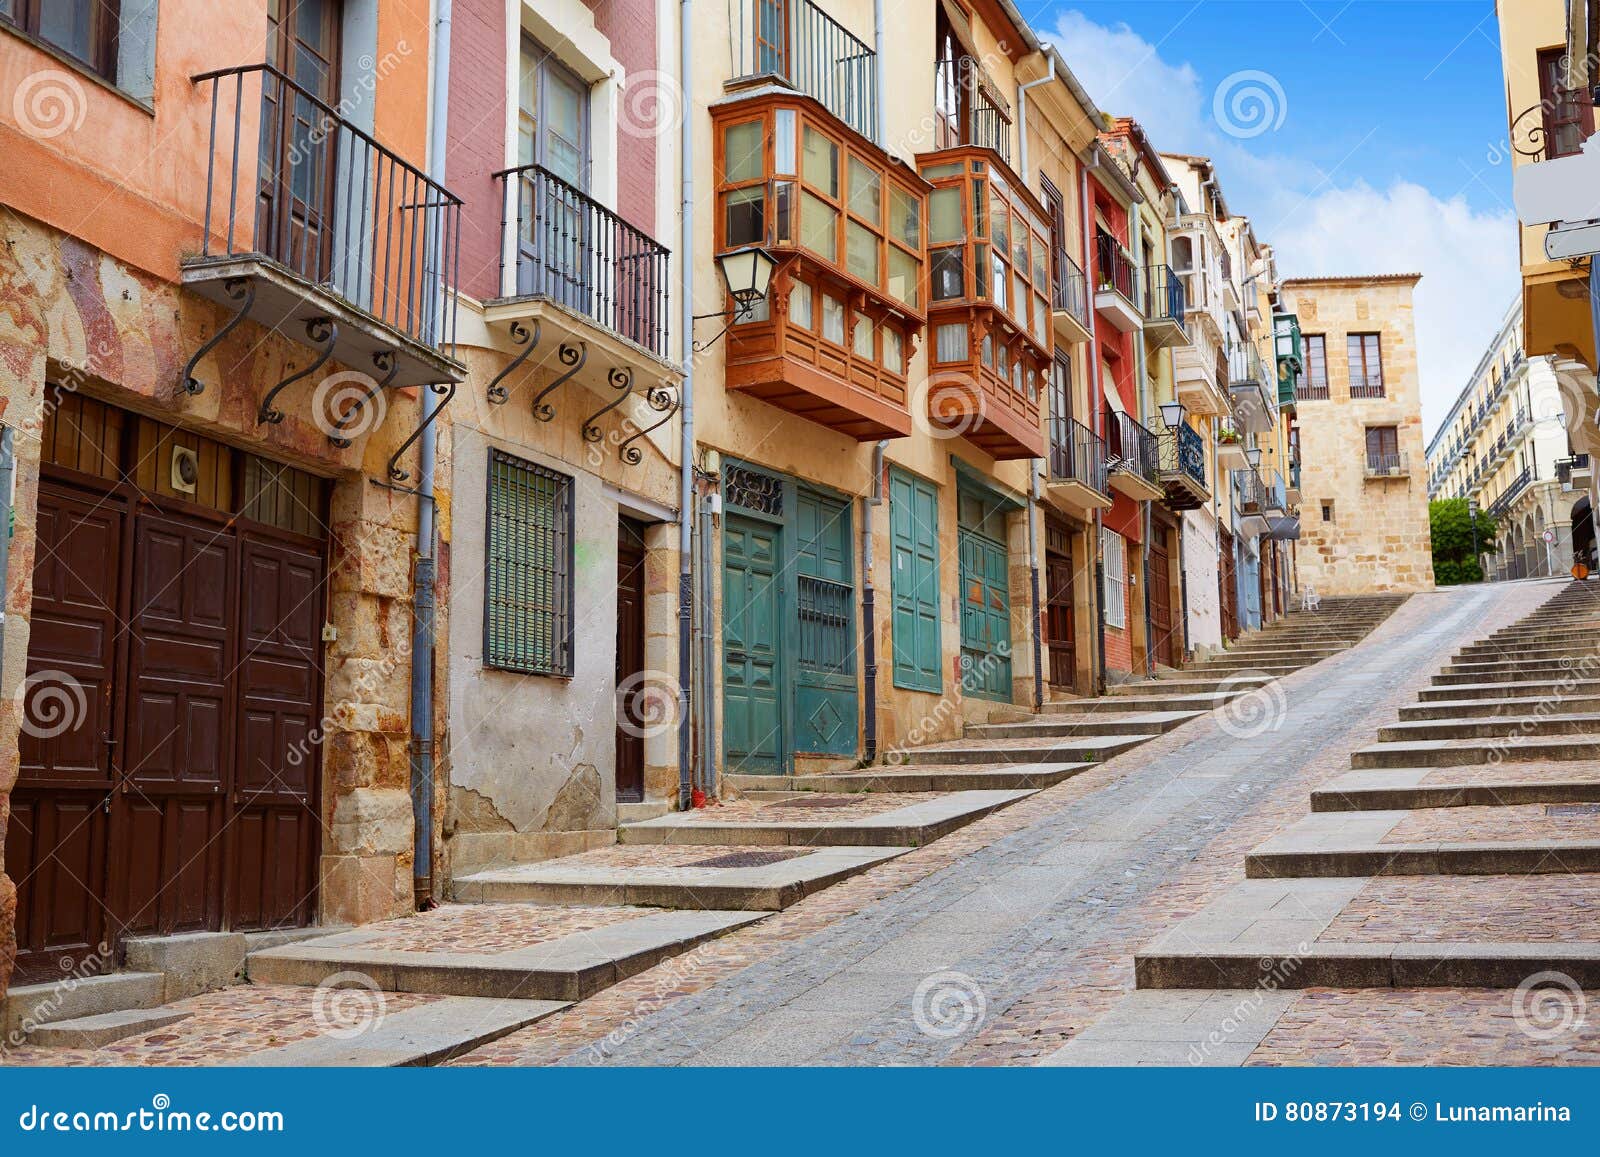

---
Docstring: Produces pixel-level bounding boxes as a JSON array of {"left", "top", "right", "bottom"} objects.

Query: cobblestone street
[{"left": 447, "top": 579, "right": 1583, "bottom": 1067}]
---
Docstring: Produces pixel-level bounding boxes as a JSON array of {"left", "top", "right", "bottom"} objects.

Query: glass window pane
[
  {"left": 990, "top": 198, "right": 1009, "bottom": 258},
  {"left": 774, "top": 109, "right": 796, "bottom": 173},
  {"left": 929, "top": 248, "right": 963, "bottom": 301},
  {"left": 928, "top": 187, "right": 962, "bottom": 244},
  {"left": 890, "top": 187, "right": 920, "bottom": 248},
  {"left": 972, "top": 181, "right": 987, "bottom": 237},
  {"left": 801, "top": 192, "right": 838, "bottom": 261},
  {"left": 1014, "top": 273, "right": 1026, "bottom": 320},
  {"left": 888, "top": 247, "right": 919, "bottom": 308},
  {"left": 1032, "top": 231, "right": 1048, "bottom": 287},
  {"left": 849, "top": 157, "right": 881, "bottom": 225},
  {"left": 772, "top": 178, "right": 794, "bottom": 244},
  {"left": 723, "top": 121, "right": 764, "bottom": 182},
  {"left": 853, "top": 315, "right": 873, "bottom": 358},
  {"left": 822, "top": 295, "right": 845, "bottom": 344},
  {"left": 991, "top": 251, "right": 1007, "bottom": 310},
  {"left": 973, "top": 244, "right": 988, "bottom": 298},
  {"left": 884, "top": 327, "right": 903, "bottom": 374},
  {"left": 921, "top": 162, "right": 963, "bottom": 180},
  {"left": 41, "top": 0, "right": 95, "bottom": 64},
  {"left": 803, "top": 127, "right": 838, "bottom": 196},
  {"left": 935, "top": 323, "right": 968, "bottom": 363},
  {"left": 846, "top": 220, "right": 878, "bottom": 284},
  {"left": 723, "top": 187, "right": 765, "bottom": 247},
  {"left": 789, "top": 280, "right": 813, "bottom": 328},
  {"left": 1012, "top": 212, "right": 1028, "bottom": 271}
]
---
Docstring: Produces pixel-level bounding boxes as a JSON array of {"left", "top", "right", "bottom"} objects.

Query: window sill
[{"left": 0, "top": 22, "right": 155, "bottom": 118}]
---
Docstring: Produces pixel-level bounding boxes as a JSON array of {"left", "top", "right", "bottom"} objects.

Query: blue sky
[{"left": 1021, "top": 1, "right": 1517, "bottom": 434}]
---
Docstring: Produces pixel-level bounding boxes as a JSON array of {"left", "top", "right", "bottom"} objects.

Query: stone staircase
[{"left": 1134, "top": 577, "right": 1600, "bottom": 993}]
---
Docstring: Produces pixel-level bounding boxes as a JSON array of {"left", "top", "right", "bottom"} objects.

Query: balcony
[
  {"left": 1274, "top": 312, "right": 1302, "bottom": 411},
  {"left": 184, "top": 63, "right": 464, "bottom": 397},
  {"left": 1047, "top": 416, "right": 1113, "bottom": 514},
  {"left": 918, "top": 148, "right": 1050, "bottom": 458},
  {"left": 1232, "top": 468, "right": 1271, "bottom": 538},
  {"left": 1227, "top": 343, "right": 1277, "bottom": 433},
  {"left": 1365, "top": 450, "right": 1412, "bottom": 480},
  {"left": 1173, "top": 346, "right": 1230, "bottom": 416},
  {"left": 1286, "top": 458, "right": 1302, "bottom": 504},
  {"left": 1558, "top": 453, "right": 1592, "bottom": 490},
  {"left": 1487, "top": 465, "right": 1533, "bottom": 516},
  {"left": 714, "top": 95, "right": 927, "bottom": 440},
  {"left": 1263, "top": 468, "right": 1288, "bottom": 516},
  {"left": 729, "top": 0, "right": 877, "bottom": 139},
  {"left": 1153, "top": 420, "right": 1209, "bottom": 511},
  {"left": 1052, "top": 250, "right": 1093, "bottom": 345},
  {"left": 1141, "top": 265, "right": 1187, "bottom": 348},
  {"left": 1105, "top": 410, "right": 1163, "bottom": 502},
  {"left": 933, "top": 52, "right": 1013, "bottom": 165},
  {"left": 1093, "top": 231, "right": 1142, "bottom": 333}
]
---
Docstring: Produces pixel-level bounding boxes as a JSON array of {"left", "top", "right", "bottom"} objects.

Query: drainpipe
[
  {"left": 0, "top": 427, "right": 12, "bottom": 679},
  {"left": 862, "top": 440, "right": 887, "bottom": 760},
  {"left": 1129, "top": 227, "right": 1154, "bottom": 677},
  {"left": 1028, "top": 465, "right": 1043, "bottom": 710},
  {"left": 1081, "top": 155, "right": 1107, "bottom": 694},
  {"left": 677, "top": 0, "right": 697, "bottom": 809},
  {"left": 409, "top": 0, "right": 452, "bottom": 910},
  {"left": 873, "top": 0, "right": 886, "bottom": 148},
  {"left": 698, "top": 489, "right": 716, "bottom": 794},
  {"left": 1016, "top": 57, "right": 1055, "bottom": 187}
]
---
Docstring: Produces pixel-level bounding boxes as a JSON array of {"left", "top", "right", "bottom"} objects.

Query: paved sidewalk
[{"left": 455, "top": 580, "right": 1554, "bottom": 1066}]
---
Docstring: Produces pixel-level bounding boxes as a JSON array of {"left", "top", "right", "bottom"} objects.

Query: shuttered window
[
  {"left": 1102, "top": 528, "right": 1126, "bottom": 629},
  {"left": 889, "top": 468, "right": 942, "bottom": 693},
  {"left": 485, "top": 449, "right": 574, "bottom": 676}
]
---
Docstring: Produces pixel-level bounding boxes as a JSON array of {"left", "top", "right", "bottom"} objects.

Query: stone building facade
[{"left": 1281, "top": 275, "right": 1435, "bottom": 596}]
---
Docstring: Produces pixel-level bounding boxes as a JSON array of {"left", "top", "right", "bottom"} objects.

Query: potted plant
[{"left": 1216, "top": 421, "right": 1250, "bottom": 470}]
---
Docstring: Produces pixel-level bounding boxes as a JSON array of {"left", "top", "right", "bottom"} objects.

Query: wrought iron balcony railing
[
  {"left": 1233, "top": 468, "right": 1265, "bottom": 514},
  {"left": 1053, "top": 250, "right": 1091, "bottom": 331},
  {"left": 932, "top": 52, "right": 1012, "bottom": 164},
  {"left": 1153, "top": 420, "right": 1206, "bottom": 488},
  {"left": 1228, "top": 342, "right": 1269, "bottom": 389},
  {"left": 732, "top": 0, "right": 878, "bottom": 139},
  {"left": 1106, "top": 410, "right": 1160, "bottom": 483},
  {"left": 494, "top": 163, "right": 671, "bottom": 357},
  {"left": 1365, "top": 450, "right": 1411, "bottom": 478},
  {"left": 1095, "top": 230, "right": 1137, "bottom": 303},
  {"left": 1142, "top": 264, "right": 1186, "bottom": 328},
  {"left": 1049, "top": 416, "right": 1108, "bottom": 495},
  {"left": 1487, "top": 465, "right": 1533, "bottom": 516},
  {"left": 193, "top": 63, "right": 460, "bottom": 353},
  {"left": 1511, "top": 88, "right": 1595, "bottom": 162},
  {"left": 1263, "top": 468, "right": 1287, "bottom": 512}
]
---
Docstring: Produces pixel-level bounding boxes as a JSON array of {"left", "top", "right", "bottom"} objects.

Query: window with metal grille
[
  {"left": 1102, "top": 528, "right": 1126, "bottom": 630},
  {"left": 484, "top": 449, "right": 574, "bottom": 676}
]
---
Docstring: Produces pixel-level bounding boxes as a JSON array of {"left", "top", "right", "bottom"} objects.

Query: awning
[{"left": 1266, "top": 515, "right": 1300, "bottom": 541}]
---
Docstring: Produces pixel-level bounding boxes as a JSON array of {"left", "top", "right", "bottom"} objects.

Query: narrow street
[{"left": 440, "top": 578, "right": 1577, "bottom": 1067}]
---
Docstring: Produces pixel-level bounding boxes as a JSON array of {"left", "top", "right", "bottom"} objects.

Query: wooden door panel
[
  {"left": 723, "top": 518, "right": 783, "bottom": 773},
  {"left": 615, "top": 520, "right": 647, "bottom": 803}
]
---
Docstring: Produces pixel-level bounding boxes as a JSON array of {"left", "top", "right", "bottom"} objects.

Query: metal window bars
[{"left": 1049, "top": 416, "right": 1108, "bottom": 495}]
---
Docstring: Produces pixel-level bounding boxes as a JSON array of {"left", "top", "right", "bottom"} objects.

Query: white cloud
[{"left": 1044, "top": 10, "right": 1521, "bottom": 439}]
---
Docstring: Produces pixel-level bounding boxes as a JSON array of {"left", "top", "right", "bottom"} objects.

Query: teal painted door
[
  {"left": 793, "top": 489, "right": 858, "bottom": 755},
  {"left": 957, "top": 489, "right": 1012, "bottom": 701},
  {"left": 723, "top": 516, "right": 783, "bottom": 774},
  {"left": 889, "top": 469, "right": 941, "bottom": 693}
]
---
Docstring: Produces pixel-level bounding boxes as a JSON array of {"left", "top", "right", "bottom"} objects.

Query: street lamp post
[{"left": 1468, "top": 496, "right": 1481, "bottom": 579}]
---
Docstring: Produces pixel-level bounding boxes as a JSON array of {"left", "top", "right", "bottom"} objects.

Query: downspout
[
  {"left": 1081, "top": 154, "right": 1107, "bottom": 694},
  {"left": 862, "top": 440, "right": 887, "bottom": 760},
  {"left": 410, "top": 0, "right": 452, "bottom": 910},
  {"left": 1016, "top": 57, "right": 1055, "bottom": 187},
  {"left": 1028, "top": 466, "right": 1043, "bottom": 710},
  {"left": 677, "top": 0, "right": 697, "bottom": 808},
  {"left": 1129, "top": 220, "right": 1154, "bottom": 677},
  {"left": 873, "top": 0, "right": 886, "bottom": 147}
]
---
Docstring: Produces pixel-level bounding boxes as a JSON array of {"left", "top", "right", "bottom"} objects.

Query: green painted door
[
  {"left": 889, "top": 469, "right": 942, "bottom": 693},
  {"left": 957, "top": 489, "right": 1012, "bottom": 701},
  {"left": 793, "top": 489, "right": 858, "bottom": 755},
  {"left": 723, "top": 515, "right": 783, "bottom": 773}
]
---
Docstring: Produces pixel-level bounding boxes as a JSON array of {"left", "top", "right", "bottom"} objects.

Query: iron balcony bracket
[
  {"left": 485, "top": 319, "right": 542, "bottom": 405},
  {"left": 582, "top": 365, "right": 635, "bottom": 444},
  {"left": 181, "top": 277, "right": 255, "bottom": 395},
  {"left": 387, "top": 380, "right": 457, "bottom": 484},
  {"left": 328, "top": 350, "right": 400, "bottom": 448},
  {"left": 619, "top": 382, "right": 680, "bottom": 465},
  {"left": 531, "top": 341, "right": 587, "bottom": 422},
  {"left": 259, "top": 318, "right": 338, "bottom": 424}
]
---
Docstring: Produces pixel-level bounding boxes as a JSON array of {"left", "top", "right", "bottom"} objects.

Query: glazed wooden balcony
[
  {"left": 715, "top": 91, "right": 928, "bottom": 440},
  {"left": 918, "top": 146, "right": 1051, "bottom": 459}
]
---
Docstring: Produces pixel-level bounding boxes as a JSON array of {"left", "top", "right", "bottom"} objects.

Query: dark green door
[
  {"left": 723, "top": 515, "right": 783, "bottom": 773},
  {"left": 793, "top": 489, "right": 858, "bottom": 755},
  {"left": 889, "top": 468, "right": 942, "bottom": 693},
  {"left": 957, "top": 488, "right": 1012, "bottom": 701}
]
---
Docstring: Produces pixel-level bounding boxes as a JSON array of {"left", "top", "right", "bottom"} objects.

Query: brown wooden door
[
  {"left": 615, "top": 519, "right": 648, "bottom": 803},
  {"left": 1149, "top": 540, "right": 1175, "bottom": 667},
  {"left": 1219, "top": 527, "right": 1239, "bottom": 641},
  {"left": 259, "top": 0, "right": 343, "bottom": 280},
  {"left": 1043, "top": 519, "right": 1076, "bottom": 690},
  {"left": 115, "top": 512, "right": 236, "bottom": 941},
  {"left": 230, "top": 533, "right": 324, "bottom": 931},
  {"left": 6, "top": 484, "right": 125, "bottom": 980}
]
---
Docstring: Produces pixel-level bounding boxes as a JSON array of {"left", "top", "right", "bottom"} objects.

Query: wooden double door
[
  {"left": 8, "top": 477, "right": 325, "bottom": 981},
  {"left": 1149, "top": 532, "right": 1178, "bottom": 668},
  {"left": 1044, "top": 517, "right": 1076, "bottom": 691}
]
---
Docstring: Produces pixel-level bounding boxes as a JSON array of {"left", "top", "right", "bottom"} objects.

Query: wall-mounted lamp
[
  {"left": 1158, "top": 400, "right": 1186, "bottom": 430},
  {"left": 1245, "top": 447, "right": 1263, "bottom": 469},
  {"left": 692, "top": 246, "right": 778, "bottom": 352}
]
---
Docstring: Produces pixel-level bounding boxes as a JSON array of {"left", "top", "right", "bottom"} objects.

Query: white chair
[{"left": 1301, "top": 585, "right": 1321, "bottom": 612}]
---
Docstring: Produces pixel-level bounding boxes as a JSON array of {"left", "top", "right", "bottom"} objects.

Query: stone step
[
  {"left": 1137, "top": 941, "right": 1600, "bottom": 990},
  {"left": 965, "top": 711, "right": 1202, "bottom": 739},
  {"left": 902, "top": 734, "right": 1154, "bottom": 765},
  {"left": 1351, "top": 735, "right": 1600, "bottom": 768},
  {"left": 25, "top": 1007, "right": 193, "bottom": 1049},
  {"left": 619, "top": 789, "right": 1035, "bottom": 847},
  {"left": 1432, "top": 667, "right": 1581, "bottom": 686},
  {"left": 1311, "top": 768, "right": 1600, "bottom": 811},
  {"left": 1377, "top": 712, "right": 1600, "bottom": 742},
  {"left": 1041, "top": 692, "right": 1238, "bottom": 714},
  {"left": 454, "top": 845, "right": 906, "bottom": 911},
  {"left": 1441, "top": 659, "right": 1588, "bottom": 678},
  {"left": 1187, "top": 660, "right": 1307, "bottom": 675},
  {"left": 1124, "top": 676, "right": 1275, "bottom": 696},
  {"left": 248, "top": 906, "right": 762, "bottom": 1002},
  {"left": 1454, "top": 645, "right": 1600, "bottom": 664},
  {"left": 790, "top": 761, "right": 1091, "bottom": 793},
  {"left": 1, "top": 971, "right": 165, "bottom": 1037},
  {"left": 241, "top": 996, "right": 567, "bottom": 1066},
  {"left": 1399, "top": 694, "right": 1600, "bottom": 720},
  {"left": 1418, "top": 678, "right": 1600, "bottom": 701}
]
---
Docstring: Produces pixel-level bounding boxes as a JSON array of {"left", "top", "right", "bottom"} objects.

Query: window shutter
[{"left": 485, "top": 449, "right": 574, "bottom": 676}]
